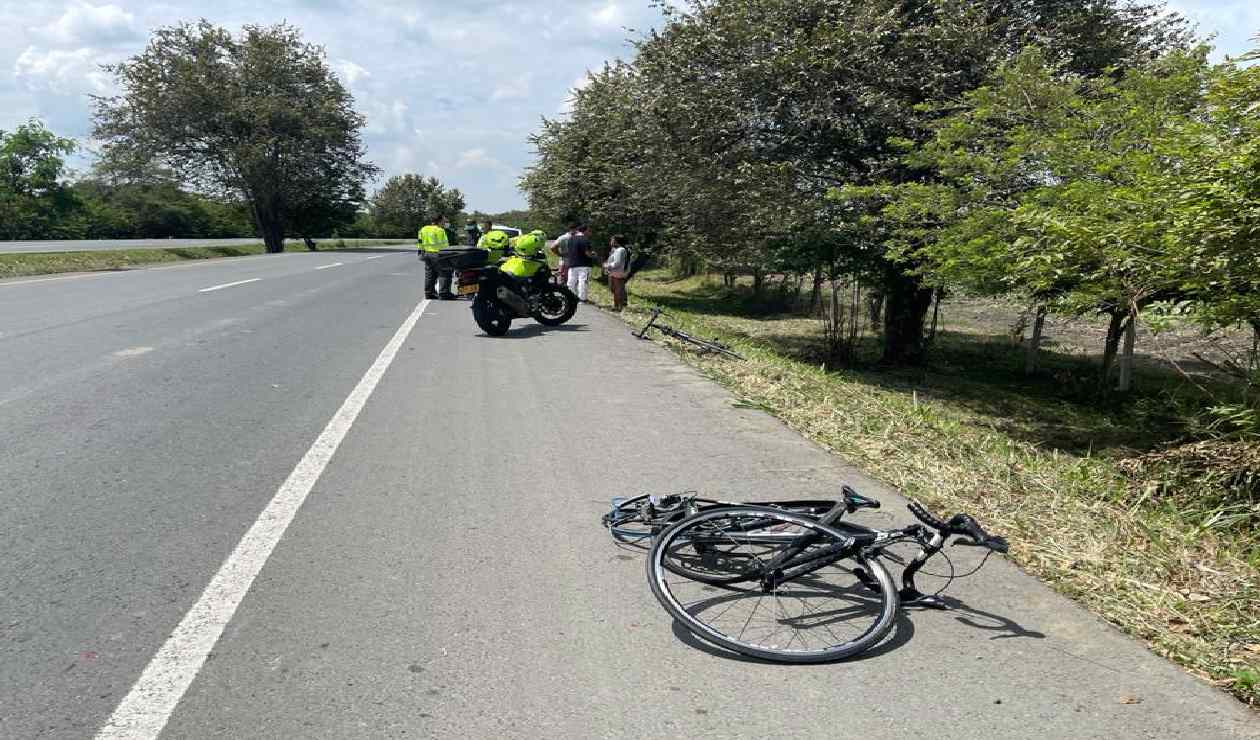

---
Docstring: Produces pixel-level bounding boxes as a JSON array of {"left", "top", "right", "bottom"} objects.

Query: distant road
[{"left": 0, "top": 238, "right": 407, "bottom": 254}]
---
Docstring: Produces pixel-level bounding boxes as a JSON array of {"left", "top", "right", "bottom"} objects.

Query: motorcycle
[{"left": 441, "top": 248, "right": 579, "bottom": 336}]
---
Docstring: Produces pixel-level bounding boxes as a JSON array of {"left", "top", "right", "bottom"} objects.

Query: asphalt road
[
  {"left": 1, "top": 253, "right": 1256, "bottom": 739},
  {"left": 0, "top": 239, "right": 400, "bottom": 254}
]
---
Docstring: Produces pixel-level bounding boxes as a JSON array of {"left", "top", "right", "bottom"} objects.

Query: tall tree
[
  {"left": 368, "top": 174, "right": 465, "bottom": 239},
  {"left": 522, "top": 0, "right": 1190, "bottom": 363},
  {"left": 93, "top": 21, "right": 378, "bottom": 252},
  {"left": 0, "top": 121, "right": 81, "bottom": 240}
]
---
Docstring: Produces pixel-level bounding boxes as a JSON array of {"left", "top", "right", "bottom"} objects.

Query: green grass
[
  {"left": 593, "top": 270, "right": 1260, "bottom": 707},
  {"left": 0, "top": 239, "right": 411, "bottom": 280}
]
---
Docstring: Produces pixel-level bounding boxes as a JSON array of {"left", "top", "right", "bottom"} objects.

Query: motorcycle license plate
[{"left": 457, "top": 283, "right": 479, "bottom": 295}]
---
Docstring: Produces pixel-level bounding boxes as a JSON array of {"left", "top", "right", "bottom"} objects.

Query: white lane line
[
  {"left": 362, "top": 254, "right": 390, "bottom": 261},
  {"left": 198, "top": 278, "right": 261, "bottom": 293},
  {"left": 314, "top": 262, "right": 344, "bottom": 270},
  {"left": 96, "top": 297, "right": 431, "bottom": 740},
  {"left": 112, "top": 346, "right": 155, "bottom": 358}
]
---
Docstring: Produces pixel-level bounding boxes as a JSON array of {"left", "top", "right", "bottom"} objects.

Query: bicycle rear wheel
[
  {"left": 602, "top": 495, "right": 718, "bottom": 542},
  {"left": 648, "top": 507, "right": 898, "bottom": 663}
]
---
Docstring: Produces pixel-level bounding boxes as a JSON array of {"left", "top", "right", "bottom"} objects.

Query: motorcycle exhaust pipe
[{"left": 495, "top": 286, "right": 531, "bottom": 316}]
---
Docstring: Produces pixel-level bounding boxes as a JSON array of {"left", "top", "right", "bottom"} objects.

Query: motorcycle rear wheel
[{"left": 473, "top": 296, "right": 512, "bottom": 336}]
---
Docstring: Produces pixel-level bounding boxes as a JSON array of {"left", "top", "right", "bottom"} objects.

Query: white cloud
[
  {"left": 0, "top": 1, "right": 668, "bottom": 211},
  {"left": 14, "top": 47, "right": 115, "bottom": 95},
  {"left": 590, "top": 1, "right": 624, "bottom": 29},
  {"left": 36, "top": 2, "right": 140, "bottom": 46},
  {"left": 334, "top": 59, "right": 370, "bottom": 86},
  {"left": 490, "top": 73, "right": 531, "bottom": 102},
  {"left": 455, "top": 147, "right": 505, "bottom": 170}
]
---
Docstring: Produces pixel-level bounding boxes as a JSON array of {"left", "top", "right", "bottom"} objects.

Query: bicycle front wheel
[{"left": 647, "top": 507, "right": 898, "bottom": 663}]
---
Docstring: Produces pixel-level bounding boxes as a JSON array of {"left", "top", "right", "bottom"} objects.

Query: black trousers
[{"left": 421, "top": 253, "right": 452, "bottom": 296}]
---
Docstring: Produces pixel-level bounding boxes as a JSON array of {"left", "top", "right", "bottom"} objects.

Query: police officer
[
  {"left": 418, "top": 214, "right": 455, "bottom": 300},
  {"left": 477, "top": 224, "right": 510, "bottom": 263},
  {"left": 499, "top": 231, "right": 547, "bottom": 279}
]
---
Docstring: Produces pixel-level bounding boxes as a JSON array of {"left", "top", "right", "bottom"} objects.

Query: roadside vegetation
[
  {"left": 0, "top": 240, "right": 408, "bottom": 281},
  {"left": 526, "top": 0, "right": 1260, "bottom": 706},
  {"left": 591, "top": 271, "right": 1259, "bottom": 705}
]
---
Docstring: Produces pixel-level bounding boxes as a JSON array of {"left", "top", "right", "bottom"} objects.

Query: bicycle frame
[
  {"left": 634, "top": 308, "right": 665, "bottom": 339},
  {"left": 672, "top": 511, "right": 953, "bottom": 608},
  {"left": 634, "top": 308, "right": 744, "bottom": 360}
]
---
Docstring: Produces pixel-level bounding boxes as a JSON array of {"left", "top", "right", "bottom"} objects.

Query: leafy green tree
[
  {"left": 1161, "top": 45, "right": 1260, "bottom": 332},
  {"left": 0, "top": 120, "right": 82, "bottom": 239},
  {"left": 878, "top": 45, "right": 1242, "bottom": 391},
  {"left": 368, "top": 174, "right": 465, "bottom": 239},
  {"left": 93, "top": 21, "right": 377, "bottom": 252},
  {"left": 522, "top": 0, "right": 1190, "bottom": 362},
  {"left": 73, "top": 172, "right": 254, "bottom": 239}
]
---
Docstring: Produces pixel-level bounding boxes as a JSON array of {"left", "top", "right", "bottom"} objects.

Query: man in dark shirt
[{"left": 565, "top": 226, "right": 594, "bottom": 302}]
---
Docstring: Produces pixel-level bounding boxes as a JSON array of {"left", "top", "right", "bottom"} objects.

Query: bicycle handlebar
[{"left": 907, "top": 501, "right": 1008, "bottom": 553}]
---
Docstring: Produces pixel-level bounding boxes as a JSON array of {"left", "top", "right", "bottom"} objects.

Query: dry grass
[
  {"left": 592, "top": 271, "right": 1260, "bottom": 706},
  {"left": 0, "top": 240, "right": 410, "bottom": 280}
]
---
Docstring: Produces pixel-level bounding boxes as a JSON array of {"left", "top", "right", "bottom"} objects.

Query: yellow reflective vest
[
  {"left": 500, "top": 255, "right": 545, "bottom": 279},
  {"left": 418, "top": 224, "right": 449, "bottom": 253},
  {"left": 477, "top": 230, "right": 509, "bottom": 262}
]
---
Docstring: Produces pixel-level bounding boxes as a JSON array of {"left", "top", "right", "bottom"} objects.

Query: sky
[{"left": 2, "top": 1, "right": 1257, "bottom": 213}]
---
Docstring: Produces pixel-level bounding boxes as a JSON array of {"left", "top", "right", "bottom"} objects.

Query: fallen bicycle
[
  {"left": 604, "top": 487, "right": 1009, "bottom": 662},
  {"left": 634, "top": 308, "right": 744, "bottom": 360}
]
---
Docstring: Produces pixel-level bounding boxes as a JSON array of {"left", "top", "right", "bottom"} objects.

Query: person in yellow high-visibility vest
[{"left": 418, "top": 214, "right": 454, "bottom": 300}]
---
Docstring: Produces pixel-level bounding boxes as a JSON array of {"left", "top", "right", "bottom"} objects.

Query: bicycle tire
[
  {"left": 662, "top": 328, "right": 744, "bottom": 360},
  {"left": 648, "top": 507, "right": 898, "bottom": 663}
]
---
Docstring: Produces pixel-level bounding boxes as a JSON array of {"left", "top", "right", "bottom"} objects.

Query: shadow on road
[
  {"left": 487, "top": 323, "right": 591, "bottom": 339},
  {"left": 669, "top": 610, "right": 917, "bottom": 665},
  {"left": 658, "top": 591, "right": 1044, "bottom": 664},
  {"left": 935, "top": 596, "right": 1047, "bottom": 641}
]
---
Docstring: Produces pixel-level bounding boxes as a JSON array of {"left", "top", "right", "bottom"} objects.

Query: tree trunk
[
  {"left": 257, "top": 207, "right": 286, "bottom": 253},
  {"left": 867, "top": 291, "right": 884, "bottom": 331},
  {"left": 1117, "top": 306, "right": 1137, "bottom": 393},
  {"left": 822, "top": 278, "right": 845, "bottom": 368},
  {"left": 809, "top": 265, "right": 824, "bottom": 314},
  {"left": 1246, "top": 320, "right": 1260, "bottom": 404},
  {"left": 926, "top": 288, "right": 943, "bottom": 346},
  {"left": 1100, "top": 309, "right": 1127, "bottom": 393},
  {"left": 1025, "top": 306, "right": 1047, "bottom": 376},
  {"left": 752, "top": 268, "right": 765, "bottom": 296},
  {"left": 881, "top": 268, "right": 935, "bottom": 364}
]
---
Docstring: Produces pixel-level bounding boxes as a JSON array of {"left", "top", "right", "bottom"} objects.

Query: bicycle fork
[{"left": 854, "top": 530, "right": 951, "bottom": 609}]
